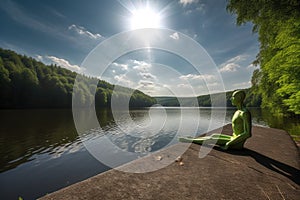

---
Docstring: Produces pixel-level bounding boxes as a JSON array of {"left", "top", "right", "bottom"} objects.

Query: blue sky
[{"left": 0, "top": 0, "right": 259, "bottom": 96}]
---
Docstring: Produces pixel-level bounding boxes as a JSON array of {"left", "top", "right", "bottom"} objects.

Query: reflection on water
[
  {"left": 0, "top": 108, "right": 299, "bottom": 199},
  {"left": 249, "top": 108, "right": 300, "bottom": 142},
  {"left": 0, "top": 110, "right": 79, "bottom": 173},
  {"left": 73, "top": 107, "right": 224, "bottom": 169},
  {"left": 0, "top": 109, "right": 110, "bottom": 200}
]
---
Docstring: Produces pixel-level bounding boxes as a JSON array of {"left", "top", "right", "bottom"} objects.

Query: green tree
[
  {"left": 227, "top": 0, "right": 300, "bottom": 115},
  {"left": 95, "top": 88, "right": 108, "bottom": 107},
  {"left": 0, "top": 48, "right": 156, "bottom": 108},
  {"left": 0, "top": 58, "right": 11, "bottom": 106}
]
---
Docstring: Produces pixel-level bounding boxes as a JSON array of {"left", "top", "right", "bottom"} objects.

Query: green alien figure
[{"left": 179, "top": 90, "right": 252, "bottom": 150}]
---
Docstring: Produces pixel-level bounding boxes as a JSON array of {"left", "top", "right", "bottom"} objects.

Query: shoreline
[{"left": 39, "top": 124, "right": 300, "bottom": 200}]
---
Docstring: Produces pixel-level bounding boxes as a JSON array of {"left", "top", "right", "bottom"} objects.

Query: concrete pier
[{"left": 40, "top": 125, "right": 300, "bottom": 200}]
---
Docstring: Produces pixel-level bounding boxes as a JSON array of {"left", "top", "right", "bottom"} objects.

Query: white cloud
[
  {"left": 207, "top": 82, "right": 220, "bottom": 87},
  {"left": 68, "top": 24, "right": 102, "bottom": 40},
  {"left": 233, "top": 81, "right": 251, "bottom": 89},
  {"left": 133, "top": 60, "right": 150, "bottom": 66},
  {"left": 103, "top": 59, "right": 220, "bottom": 96},
  {"left": 219, "top": 63, "right": 240, "bottom": 73},
  {"left": 170, "top": 32, "right": 180, "bottom": 40},
  {"left": 226, "top": 55, "right": 247, "bottom": 63},
  {"left": 139, "top": 80, "right": 155, "bottom": 88},
  {"left": 179, "top": 73, "right": 215, "bottom": 81},
  {"left": 139, "top": 72, "right": 156, "bottom": 80},
  {"left": 114, "top": 74, "right": 133, "bottom": 87},
  {"left": 35, "top": 55, "right": 43, "bottom": 61},
  {"left": 218, "top": 55, "right": 248, "bottom": 73},
  {"left": 178, "top": 83, "right": 190, "bottom": 88},
  {"left": 138, "top": 81, "right": 167, "bottom": 96},
  {"left": 132, "top": 60, "right": 152, "bottom": 72},
  {"left": 112, "top": 62, "right": 129, "bottom": 71},
  {"left": 46, "top": 56, "right": 83, "bottom": 72},
  {"left": 179, "top": 0, "right": 199, "bottom": 6}
]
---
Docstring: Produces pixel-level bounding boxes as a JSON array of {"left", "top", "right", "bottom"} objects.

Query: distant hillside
[
  {"left": 155, "top": 89, "right": 261, "bottom": 107},
  {"left": 0, "top": 48, "right": 156, "bottom": 108}
]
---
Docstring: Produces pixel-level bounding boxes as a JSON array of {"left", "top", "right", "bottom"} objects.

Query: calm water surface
[{"left": 0, "top": 108, "right": 299, "bottom": 199}]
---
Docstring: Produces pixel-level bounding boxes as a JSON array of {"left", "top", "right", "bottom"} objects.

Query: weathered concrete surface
[{"left": 40, "top": 125, "right": 300, "bottom": 200}]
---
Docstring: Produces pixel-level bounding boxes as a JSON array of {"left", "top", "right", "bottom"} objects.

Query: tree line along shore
[{"left": 0, "top": 48, "right": 155, "bottom": 109}]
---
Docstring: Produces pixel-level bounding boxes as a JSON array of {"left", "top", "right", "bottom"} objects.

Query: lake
[{"left": 0, "top": 108, "right": 299, "bottom": 199}]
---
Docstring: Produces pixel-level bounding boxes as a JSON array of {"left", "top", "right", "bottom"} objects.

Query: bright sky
[{"left": 0, "top": 0, "right": 259, "bottom": 96}]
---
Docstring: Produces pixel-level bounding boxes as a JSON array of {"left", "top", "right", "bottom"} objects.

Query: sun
[{"left": 130, "top": 7, "right": 161, "bottom": 30}]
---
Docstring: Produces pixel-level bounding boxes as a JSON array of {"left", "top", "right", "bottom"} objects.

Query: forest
[
  {"left": 155, "top": 88, "right": 261, "bottom": 107},
  {"left": 227, "top": 0, "right": 300, "bottom": 115},
  {"left": 0, "top": 48, "right": 156, "bottom": 108},
  {"left": 0, "top": 47, "right": 262, "bottom": 109}
]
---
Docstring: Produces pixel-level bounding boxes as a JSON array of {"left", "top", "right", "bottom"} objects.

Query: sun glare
[{"left": 130, "top": 7, "right": 161, "bottom": 30}]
